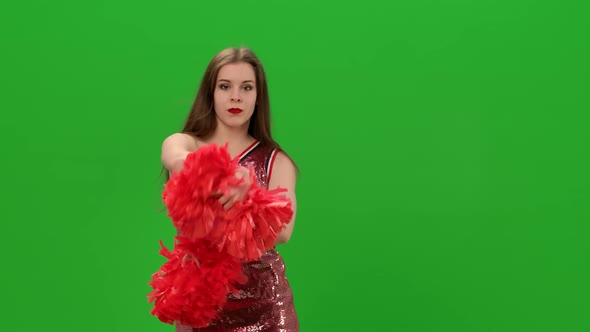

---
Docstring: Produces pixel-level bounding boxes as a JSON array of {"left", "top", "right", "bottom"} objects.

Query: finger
[
  {"left": 218, "top": 195, "right": 230, "bottom": 206},
  {"left": 209, "top": 191, "right": 223, "bottom": 198},
  {"left": 236, "top": 166, "right": 249, "bottom": 176},
  {"left": 223, "top": 196, "right": 238, "bottom": 210},
  {"left": 217, "top": 187, "right": 236, "bottom": 204},
  {"left": 236, "top": 186, "right": 249, "bottom": 199}
]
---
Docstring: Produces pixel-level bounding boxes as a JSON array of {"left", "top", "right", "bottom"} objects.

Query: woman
[{"left": 160, "top": 47, "right": 299, "bottom": 331}]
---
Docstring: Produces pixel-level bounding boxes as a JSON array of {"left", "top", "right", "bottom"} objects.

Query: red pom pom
[
  {"left": 214, "top": 184, "right": 294, "bottom": 261},
  {"left": 162, "top": 144, "right": 242, "bottom": 240},
  {"left": 147, "top": 237, "right": 247, "bottom": 327},
  {"left": 161, "top": 143, "right": 293, "bottom": 262}
]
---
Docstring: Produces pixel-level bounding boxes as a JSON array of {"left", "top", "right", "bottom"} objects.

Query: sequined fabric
[
  {"left": 176, "top": 142, "right": 299, "bottom": 332},
  {"left": 238, "top": 142, "right": 274, "bottom": 190}
]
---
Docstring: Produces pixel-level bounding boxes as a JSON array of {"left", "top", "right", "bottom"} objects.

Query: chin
[{"left": 224, "top": 120, "right": 251, "bottom": 129}]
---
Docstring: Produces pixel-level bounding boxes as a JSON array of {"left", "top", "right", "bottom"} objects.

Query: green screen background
[{"left": 1, "top": 1, "right": 589, "bottom": 331}]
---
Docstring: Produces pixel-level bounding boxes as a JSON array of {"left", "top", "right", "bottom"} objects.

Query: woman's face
[{"left": 213, "top": 62, "right": 257, "bottom": 131}]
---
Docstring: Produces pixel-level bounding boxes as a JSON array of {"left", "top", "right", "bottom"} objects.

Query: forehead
[{"left": 217, "top": 62, "right": 256, "bottom": 82}]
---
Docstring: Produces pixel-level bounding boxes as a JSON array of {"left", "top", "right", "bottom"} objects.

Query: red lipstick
[{"left": 228, "top": 108, "right": 243, "bottom": 114}]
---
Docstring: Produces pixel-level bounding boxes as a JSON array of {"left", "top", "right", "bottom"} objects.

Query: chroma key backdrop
[{"left": 1, "top": 0, "right": 588, "bottom": 331}]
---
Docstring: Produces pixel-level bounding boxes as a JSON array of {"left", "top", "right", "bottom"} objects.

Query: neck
[{"left": 209, "top": 122, "right": 254, "bottom": 147}]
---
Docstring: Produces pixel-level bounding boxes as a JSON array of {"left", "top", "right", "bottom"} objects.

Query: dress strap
[
  {"left": 237, "top": 140, "right": 261, "bottom": 161},
  {"left": 265, "top": 148, "right": 279, "bottom": 183}
]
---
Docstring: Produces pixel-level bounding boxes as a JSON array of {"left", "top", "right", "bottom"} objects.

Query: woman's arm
[
  {"left": 268, "top": 152, "right": 298, "bottom": 246},
  {"left": 161, "top": 133, "right": 195, "bottom": 174}
]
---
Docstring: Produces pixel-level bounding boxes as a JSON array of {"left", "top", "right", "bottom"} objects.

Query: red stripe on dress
[
  {"left": 267, "top": 148, "right": 278, "bottom": 183},
  {"left": 237, "top": 140, "right": 260, "bottom": 161}
]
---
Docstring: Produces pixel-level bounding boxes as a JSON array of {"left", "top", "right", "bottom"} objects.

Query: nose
[{"left": 230, "top": 88, "right": 241, "bottom": 103}]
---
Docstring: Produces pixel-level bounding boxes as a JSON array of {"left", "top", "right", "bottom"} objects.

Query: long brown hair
[{"left": 162, "top": 47, "right": 297, "bottom": 181}]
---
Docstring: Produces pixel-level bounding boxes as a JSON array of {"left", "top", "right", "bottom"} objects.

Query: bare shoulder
[
  {"left": 269, "top": 151, "right": 297, "bottom": 187},
  {"left": 273, "top": 151, "right": 296, "bottom": 172}
]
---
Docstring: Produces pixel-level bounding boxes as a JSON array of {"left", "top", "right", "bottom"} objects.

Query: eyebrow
[{"left": 218, "top": 79, "right": 255, "bottom": 84}]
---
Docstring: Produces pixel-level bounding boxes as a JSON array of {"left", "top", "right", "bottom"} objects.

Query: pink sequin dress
[{"left": 176, "top": 141, "right": 299, "bottom": 332}]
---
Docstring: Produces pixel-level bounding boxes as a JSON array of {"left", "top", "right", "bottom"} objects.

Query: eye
[
  {"left": 242, "top": 85, "right": 254, "bottom": 91},
  {"left": 219, "top": 83, "right": 230, "bottom": 90}
]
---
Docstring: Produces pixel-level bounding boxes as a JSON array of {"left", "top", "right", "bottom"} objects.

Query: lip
[{"left": 228, "top": 108, "right": 243, "bottom": 114}]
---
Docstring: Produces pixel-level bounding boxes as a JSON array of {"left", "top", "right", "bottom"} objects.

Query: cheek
[
  {"left": 212, "top": 98, "right": 223, "bottom": 115},
  {"left": 249, "top": 93, "right": 258, "bottom": 106},
  {"left": 213, "top": 92, "right": 224, "bottom": 108}
]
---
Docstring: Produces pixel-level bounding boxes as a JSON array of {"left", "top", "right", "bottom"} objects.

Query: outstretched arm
[{"left": 161, "top": 133, "right": 196, "bottom": 175}]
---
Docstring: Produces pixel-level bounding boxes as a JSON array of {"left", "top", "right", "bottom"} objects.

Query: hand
[
  {"left": 213, "top": 166, "right": 252, "bottom": 210},
  {"left": 182, "top": 254, "right": 200, "bottom": 268}
]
